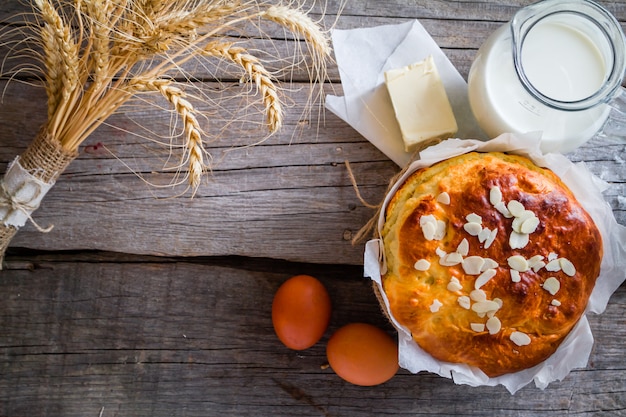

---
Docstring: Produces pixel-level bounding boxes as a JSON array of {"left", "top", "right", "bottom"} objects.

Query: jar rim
[{"left": 511, "top": 0, "right": 626, "bottom": 111}]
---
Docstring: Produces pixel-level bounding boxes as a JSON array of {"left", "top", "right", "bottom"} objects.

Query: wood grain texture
[{"left": 0, "top": 0, "right": 624, "bottom": 416}]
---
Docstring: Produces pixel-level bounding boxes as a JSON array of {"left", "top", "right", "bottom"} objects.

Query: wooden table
[{"left": 0, "top": 1, "right": 624, "bottom": 416}]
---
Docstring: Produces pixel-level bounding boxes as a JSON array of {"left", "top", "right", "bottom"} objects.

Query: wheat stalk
[
  {"left": 261, "top": 4, "right": 331, "bottom": 59},
  {"left": 129, "top": 78, "right": 207, "bottom": 191},
  {"left": 204, "top": 40, "right": 283, "bottom": 133}
]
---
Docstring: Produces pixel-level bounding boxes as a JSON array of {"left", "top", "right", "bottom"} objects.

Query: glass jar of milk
[{"left": 468, "top": 0, "right": 626, "bottom": 153}]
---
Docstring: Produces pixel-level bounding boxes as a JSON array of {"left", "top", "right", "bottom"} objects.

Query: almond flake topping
[
  {"left": 509, "top": 230, "right": 530, "bottom": 249},
  {"left": 430, "top": 299, "right": 443, "bottom": 313},
  {"left": 510, "top": 269, "right": 521, "bottom": 283},
  {"left": 463, "top": 222, "right": 482, "bottom": 236},
  {"left": 485, "top": 228, "right": 498, "bottom": 249},
  {"left": 560, "top": 258, "right": 576, "bottom": 276},
  {"left": 447, "top": 277, "right": 463, "bottom": 292},
  {"left": 456, "top": 239, "right": 469, "bottom": 256},
  {"left": 548, "top": 252, "right": 558, "bottom": 261},
  {"left": 486, "top": 316, "right": 502, "bottom": 335},
  {"left": 457, "top": 296, "right": 471, "bottom": 310},
  {"left": 489, "top": 186, "right": 503, "bottom": 206},
  {"left": 475, "top": 268, "right": 497, "bottom": 290},
  {"left": 470, "top": 289, "right": 487, "bottom": 302},
  {"left": 545, "top": 259, "right": 561, "bottom": 272},
  {"left": 482, "top": 258, "right": 499, "bottom": 271},
  {"left": 441, "top": 252, "right": 463, "bottom": 267},
  {"left": 507, "top": 200, "right": 526, "bottom": 217},
  {"left": 420, "top": 215, "right": 446, "bottom": 241},
  {"left": 507, "top": 255, "right": 529, "bottom": 272},
  {"left": 466, "top": 213, "right": 482, "bottom": 224},
  {"left": 471, "top": 323, "right": 485, "bottom": 332},
  {"left": 436, "top": 192, "right": 451, "bottom": 205},
  {"left": 414, "top": 259, "right": 431, "bottom": 271},
  {"left": 528, "top": 255, "right": 546, "bottom": 272},
  {"left": 551, "top": 299, "right": 562, "bottom": 306},
  {"left": 494, "top": 201, "right": 513, "bottom": 218},
  {"left": 510, "top": 331, "right": 531, "bottom": 346},
  {"left": 472, "top": 300, "right": 501, "bottom": 315},
  {"left": 542, "top": 277, "right": 560, "bottom": 295},
  {"left": 462, "top": 256, "right": 485, "bottom": 275}
]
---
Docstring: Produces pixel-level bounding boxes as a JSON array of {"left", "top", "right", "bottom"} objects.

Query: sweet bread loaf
[{"left": 381, "top": 152, "right": 603, "bottom": 377}]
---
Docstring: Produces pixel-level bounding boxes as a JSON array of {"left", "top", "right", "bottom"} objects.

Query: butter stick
[{"left": 384, "top": 55, "right": 458, "bottom": 153}]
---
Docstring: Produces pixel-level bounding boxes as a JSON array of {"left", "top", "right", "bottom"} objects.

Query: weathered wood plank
[
  {"left": 0, "top": 78, "right": 623, "bottom": 264},
  {"left": 0, "top": 258, "right": 624, "bottom": 417}
]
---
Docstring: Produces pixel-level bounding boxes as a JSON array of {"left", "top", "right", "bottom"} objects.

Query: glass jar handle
[{"left": 596, "top": 87, "right": 626, "bottom": 141}]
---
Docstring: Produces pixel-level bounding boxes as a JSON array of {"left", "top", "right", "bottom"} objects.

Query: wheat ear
[
  {"left": 204, "top": 41, "right": 283, "bottom": 133},
  {"left": 130, "top": 78, "right": 207, "bottom": 192},
  {"left": 261, "top": 4, "right": 331, "bottom": 59},
  {"left": 84, "top": 0, "right": 112, "bottom": 91},
  {"left": 36, "top": 0, "right": 80, "bottom": 137}
]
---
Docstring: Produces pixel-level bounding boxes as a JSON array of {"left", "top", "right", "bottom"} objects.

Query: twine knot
[{"left": 0, "top": 158, "right": 54, "bottom": 233}]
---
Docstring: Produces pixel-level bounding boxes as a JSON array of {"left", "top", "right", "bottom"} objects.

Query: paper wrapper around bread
[{"left": 363, "top": 133, "right": 626, "bottom": 394}]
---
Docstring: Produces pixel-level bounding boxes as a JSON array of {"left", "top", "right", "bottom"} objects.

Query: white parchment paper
[
  {"left": 325, "top": 20, "right": 487, "bottom": 167},
  {"left": 363, "top": 133, "right": 626, "bottom": 393}
]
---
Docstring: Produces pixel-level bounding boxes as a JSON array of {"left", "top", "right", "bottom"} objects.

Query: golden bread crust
[{"left": 381, "top": 152, "right": 603, "bottom": 377}]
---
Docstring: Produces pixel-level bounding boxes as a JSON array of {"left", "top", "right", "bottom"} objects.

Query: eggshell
[
  {"left": 326, "top": 323, "right": 398, "bottom": 386},
  {"left": 272, "top": 274, "right": 332, "bottom": 350}
]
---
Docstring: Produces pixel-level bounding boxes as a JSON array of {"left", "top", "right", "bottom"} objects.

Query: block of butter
[{"left": 384, "top": 55, "right": 458, "bottom": 153}]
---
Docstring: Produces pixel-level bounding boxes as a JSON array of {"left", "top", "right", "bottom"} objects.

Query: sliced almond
[
  {"left": 456, "top": 238, "right": 469, "bottom": 256},
  {"left": 520, "top": 215, "right": 540, "bottom": 234},
  {"left": 482, "top": 258, "right": 499, "bottom": 271},
  {"left": 528, "top": 255, "right": 545, "bottom": 272},
  {"left": 414, "top": 259, "right": 431, "bottom": 271},
  {"left": 478, "top": 227, "right": 491, "bottom": 243},
  {"left": 435, "top": 247, "right": 447, "bottom": 259},
  {"left": 447, "top": 277, "right": 463, "bottom": 292},
  {"left": 507, "top": 200, "right": 526, "bottom": 217},
  {"left": 436, "top": 192, "right": 451, "bottom": 205},
  {"left": 463, "top": 222, "right": 482, "bottom": 236},
  {"left": 485, "top": 228, "right": 498, "bottom": 249},
  {"left": 457, "top": 296, "right": 471, "bottom": 310},
  {"left": 486, "top": 316, "right": 502, "bottom": 335},
  {"left": 470, "top": 289, "right": 487, "bottom": 302},
  {"left": 433, "top": 220, "right": 447, "bottom": 240},
  {"left": 441, "top": 252, "right": 463, "bottom": 266},
  {"left": 509, "top": 231, "right": 529, "bottom": 249},
  {"left": 507, "top": 255, "right": 529, "bottom": 272},
  {"left": 510, "top": 331, "right": 531, "bottom": 346},
  {"left": 420, "top": 214, "right": 436, "bottom": 227},
  {"left": 489, "top": 186, "right": 503, "bottom": 206},
  {"left": 470, "top": 323, "right": 485, "bottom": 332},
  {"left": 466, "top": 213, "right": 482, "bottom": 224},
  {"left": 510, "top": 269, "right": 521, "bottom": 283},
  {"left": 542, "top": 277, "right": 560, "bottom": 295},
  {"left": 548, "top": 252, "right": 558, "bottom": 261},
  {"left": 545, "top": 259, "right": 562, "bottom": 272},
  {"left": 472, "top": 300, "right": 501, "bottom": 315},
  {"left": 560, "top": 258, "right": 576, "bottom": 276},
  {"left": 422, "top": 221, "right": 437, "bottom": 241},
  {"left": 475, "top": 268, "right": 497, "bottom": 290},
  {"left": 429, "top": 299, "right": 443, "bottom": 313},
  {"left": 551, "top": 299, "right": 562, "bottom": 306},
  {"left": 462, "top": 256, "right": 485, "bottom": 275},
  {"left": 494, "top": 201, "right": 513, "bottom": 218}
]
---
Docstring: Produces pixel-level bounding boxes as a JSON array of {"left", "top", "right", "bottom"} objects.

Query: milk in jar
[{"left": 467, "top": 1, "right": 625, "bottom": 153}]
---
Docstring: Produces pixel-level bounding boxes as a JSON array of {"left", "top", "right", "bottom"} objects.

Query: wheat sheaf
[
  {"left": 0, "top": 0, "right": 331, "bottom": 262},
  {"left": 34, "top": 0, "right": 329, "bottom": 189}
]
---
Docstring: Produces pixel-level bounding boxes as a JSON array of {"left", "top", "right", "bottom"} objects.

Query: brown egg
[
  {"left": 272, "top": 274, "right": 332, "bottom": 350},
  {"left": 326, "top": 323, "right": 398, "bottom": 386}
]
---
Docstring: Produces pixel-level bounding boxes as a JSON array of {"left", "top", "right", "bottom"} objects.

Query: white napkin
[
  {"left": 363, "top": 133, "right": 626, "bottom": 394},
  {"left": 325, "top": 20, "right": 486, "bottom": 167}
]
